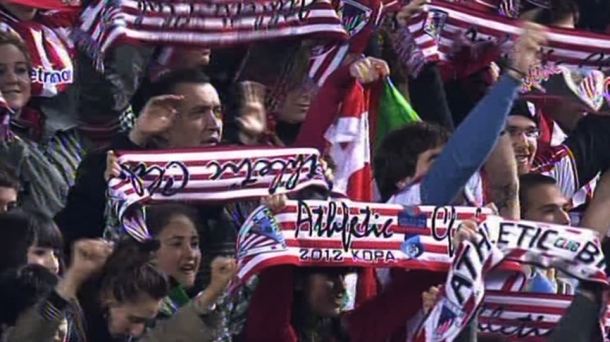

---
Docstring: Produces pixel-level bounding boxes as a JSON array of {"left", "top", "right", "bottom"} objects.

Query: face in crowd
[
  {"left": 277, "top": 80, "right": 317, "bottom": 124},
  {"left": 0, "top": 183, "right": 17, "bottom": 213},
  {"left": 27, "top": 244, "right": 60, "bottom": 275},
  {"left": 520, "top": 175, "right": 571, "bottom": 226},
  {"left": 0, "top": 40, "right": 31, "bottom": 111},
  {"left": 163, "top": 81, "right": 223, "bottom": 148},
  {"left": 104, "top": 294, "right": 162, "bottom": 339},
  {"left": 296, "top": 268, "right": 351, "bottom": 318},
  {"left": 153, "top": 213, "right": 201, "bottom": 289},
  {"left": 506, "top": 115, "right": 539, "bottom": 175},
  {"left": 174, "top": 48, "right": 212, "bottom": 69}
]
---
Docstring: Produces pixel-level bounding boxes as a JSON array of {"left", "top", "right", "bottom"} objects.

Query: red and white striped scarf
[
  {"left": 236, "top": 201, "right": 506, "bottom": 281},
  {"left": 308, "top": 0, "right": 401, "bottom": 86},
  {"left": 477, "top": 290, "right": 610, "bottom": 341},
  {"left": 0, "top": 8, "right": 74, "bottom": 98},
  {"left": 74, "top": 0, "right": 348, "bottom": 71},
  {"left": 418, "top": 216, "right": 608, "bottom": 342},
  {"left": 107, "top": 147, "right": 329, "bottom": 241},
  {"left": 404, "top": 0, "right": 610, "bottom": 84}
]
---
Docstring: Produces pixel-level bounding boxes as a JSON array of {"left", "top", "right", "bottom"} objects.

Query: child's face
[{"left": 27, "top": 246, "right": 60, "bottom": 274}]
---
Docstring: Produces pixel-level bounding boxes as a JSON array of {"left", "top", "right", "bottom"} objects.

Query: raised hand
[
  {"left": 422, "top": 285, "right": 441, "bottom": 314},
  {"left": 207, "top": 256, "right": 237, "bottom": 296},
  {"left": 260, "top": 193, "right": 288, "bottom": 213},
  {"left": 349, "top": 57, "right": 390, "bottom": 84},
  {"left": 129, "top": 95, "right": 184, "bottom": 146},
  {"left": 509, "top": 22, "right": 547, "bottom": 79},
  {"left": 67, "top": 239, "right": 113, "bottom": 285},
  {"left": 104, "top": 150, "right": 120, "bottom": 182},
  {"left": 237, "top": 81, "right": 267, "bottom": 142},
  {"left": 452, "top": 219, "right": 479, "bottom": 250},
  {"left": 396, "top": 0, "right": 430, "bottom": 26}
]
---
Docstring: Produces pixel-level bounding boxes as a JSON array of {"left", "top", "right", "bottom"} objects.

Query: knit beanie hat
[{"left": 508, "top": 99, "right": 539, "bottom": 126}]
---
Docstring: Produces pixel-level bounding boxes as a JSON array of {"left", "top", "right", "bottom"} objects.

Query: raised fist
[
  {"left": 422, "top": 285, "right": 441, "bottom": 314},
  {"left": 452, "top": 219, "right": 479, "bottom": 250},
  {"left": 67, "top": 239, "right": 113, "bottom": 285},
  {"left": 208, "top": 256, "right": 237, "bottom": 295},
  {"left": 509, "top": 22, "right": 547, "bottom": 79}
]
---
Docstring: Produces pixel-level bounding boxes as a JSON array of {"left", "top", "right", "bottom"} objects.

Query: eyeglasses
[{"left": 504, "top": 127, "right": 540, "bottom": 139}]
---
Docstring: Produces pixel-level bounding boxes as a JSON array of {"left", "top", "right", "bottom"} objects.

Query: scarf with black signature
[
  {"left": 107, "top": 146, "right": 329, "bottom": 241},
  {"left": 417, "top": 215, "right": 608, "bottom": 342},
  {"left": 73, "top": 0, "right": 348, "bottom": 71}
]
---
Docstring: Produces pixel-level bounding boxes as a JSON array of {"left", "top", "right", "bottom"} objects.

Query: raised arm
[{"left": 421, "top": 23, "right": 546, "bottom": 206}]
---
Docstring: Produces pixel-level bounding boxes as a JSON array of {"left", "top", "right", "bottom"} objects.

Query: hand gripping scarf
[
  {"left": 0, "top": 8, "right": 74, "bottom": 98},
  {"left": 74, "top": 0, "right": 348, "bottom": 71},
  {"left": 417, "top": 215, "right": 608, "bottom": 342},
  {"left": 107, "top": 147, "right": 329, "bottom": 241},
  {"left": 400, "top": 0, "right": 610, "bottom": 105}
]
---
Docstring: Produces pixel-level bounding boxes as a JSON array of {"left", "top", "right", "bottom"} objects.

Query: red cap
[{"left": 4, "top": 0, "right": 80, "bottom": 10}]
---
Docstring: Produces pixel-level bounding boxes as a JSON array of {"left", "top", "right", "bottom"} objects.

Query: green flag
[{"left": 376, "top": 80, "right": 420, "bottom": 148}]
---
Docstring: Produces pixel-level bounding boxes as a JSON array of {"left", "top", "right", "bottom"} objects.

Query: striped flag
[{"left": 324, "top": 81, "right": 376, "bottom": 200}]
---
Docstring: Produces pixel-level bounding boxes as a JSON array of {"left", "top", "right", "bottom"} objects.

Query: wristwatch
[{"left": 193, "top": 291, "right": 219, "bottom": 317}]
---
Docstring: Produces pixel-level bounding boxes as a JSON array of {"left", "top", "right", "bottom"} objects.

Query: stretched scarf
[
  {"left": 107, "top": 147, "right": 329, "bottom": 241},
  {"left": 402, "top": 0, "right": 610, "bottom": 102},
  {"left": 235, "top": 200, "right": 522, "bottom": 282},
  {"left": 417, "top": 215, "right": 608, "bottom": 342},
  {"left": 0, "top": 8, "right": 74, "bottom": 98},
  {"left": 74, "top": 0, "right": 348, "bottom": 71},
  {"left": 477, "top": 290, "right": 610, "bottom": 341}
]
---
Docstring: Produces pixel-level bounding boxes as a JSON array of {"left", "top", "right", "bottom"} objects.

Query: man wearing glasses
[{"left": 505, "top": 100, "right": 610, "bottom": 226}]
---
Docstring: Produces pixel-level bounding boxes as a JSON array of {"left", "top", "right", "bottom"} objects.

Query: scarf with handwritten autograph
[
  {"left": 235, "top": 200, "right": 505, "bottom": 282},
  {"left": 402, "top": 0, "right": 610, "bottom": 100},
  {"left": 106, "top": 146, "right": 329, "bottom": 241},
  {"left": 73, "top": 0, "right": 348, "bottom": 71},
  {"left": 417, "top": 215, "right": 608, "bottom": 342}
]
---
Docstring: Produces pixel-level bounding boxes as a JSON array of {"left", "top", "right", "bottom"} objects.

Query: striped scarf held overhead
[
  {"left": 107, "top": 147, "right": 329, "bottom": 241},
  {"left": 418, "top": 215, "right": 608, "bottom": 342},
  {"left": 402, "top": 0, "right": 610, "bottom": 86},
  {"left": 74, "top": 0, "right": 348, "bottom": 71},
  {"left": 0, "top": 8, "right": 74, "bottom": 98}
]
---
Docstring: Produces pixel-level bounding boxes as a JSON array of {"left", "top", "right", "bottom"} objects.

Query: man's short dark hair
[
  {"left": 0, "top": 162, "right": 19, "bottom": 191},
  {"left": 374, "top": 122, "right": 450, "bottom": 202},
  {"left": 529, "top": 0, "right": 579, "bottom": 26},
  {"left": 132, "top": 68, "right": 211, "bottom": 114},
  {"left": 519, "top": 173, "right": 558, "bottom": 215}
]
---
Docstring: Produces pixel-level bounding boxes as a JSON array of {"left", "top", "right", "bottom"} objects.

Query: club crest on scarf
[
  {"left": 401, "top": 235, "right": 424, "bottom": 259},
  {"left": 428, "top": 298, "right": 465, "bottom": 340},
  {"left": 422, "top": 9, "right": 448, "bottom": 43},
  {"left": 237, "top": 206, "right": 287, "bottom": 259},
  {"left": 338, "top": 0, "right": 373, "bottom": 38}
]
